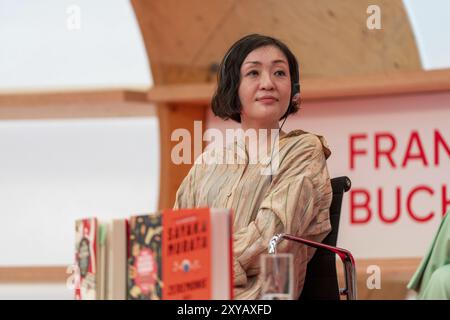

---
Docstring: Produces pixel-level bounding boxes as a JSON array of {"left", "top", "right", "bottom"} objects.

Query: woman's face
[{"left": 238, "top": 45, "right": 292, "bottom": 128}]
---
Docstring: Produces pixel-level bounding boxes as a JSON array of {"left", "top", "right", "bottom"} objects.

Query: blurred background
[{"left": 0, "top": 0, "right": 449, "bottom": 299}]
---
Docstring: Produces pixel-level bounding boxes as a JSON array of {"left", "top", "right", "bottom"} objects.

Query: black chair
[{"left": 268, "top": 176, "right": 356, "bottom": 300}]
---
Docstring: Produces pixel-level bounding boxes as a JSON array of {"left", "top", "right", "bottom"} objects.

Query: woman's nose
[{"left": 259, "top": 72, "right": 274, "bottom": 90}]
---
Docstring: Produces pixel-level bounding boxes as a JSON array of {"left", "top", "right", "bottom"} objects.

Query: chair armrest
[{"left": 268, "top": 233, "right": 357, "bottom": 300}]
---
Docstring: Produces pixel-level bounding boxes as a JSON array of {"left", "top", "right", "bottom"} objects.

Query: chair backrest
[{"left": 298, "top": 176, "right": 352, "bottom": 300}]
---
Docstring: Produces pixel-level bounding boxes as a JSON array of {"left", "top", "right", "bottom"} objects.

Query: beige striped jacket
[{"left": 173, "top": 129, "right": 333, "bottom": 299}]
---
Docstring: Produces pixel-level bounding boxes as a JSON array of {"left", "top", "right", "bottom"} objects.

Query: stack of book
[{"left": 74, "top": 208, "right": 233, "bottom": 300}]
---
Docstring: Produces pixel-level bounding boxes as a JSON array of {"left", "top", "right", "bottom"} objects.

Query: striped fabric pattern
[{"left": 174, "top": 130, "right": 333, "bottom": 299}]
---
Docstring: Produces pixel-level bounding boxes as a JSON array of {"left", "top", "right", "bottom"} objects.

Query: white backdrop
[{"left": 0, "top": 117, "right": 160, "bottom": 266}]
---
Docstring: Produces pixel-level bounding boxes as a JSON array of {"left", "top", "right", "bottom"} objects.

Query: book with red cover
[{"left": 127, "top": 208, "right": 233, "bottom": 300}]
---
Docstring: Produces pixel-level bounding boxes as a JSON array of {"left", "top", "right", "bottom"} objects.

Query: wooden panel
[
  {"left": 157, "top": 102, "right": 208, "bottom": 209},
  {"left": 131, "top": 0, "right": 421, "bottom": 84},
  {"left": 0, "top": 69, "right": 448, "bottom": 116},
  {"left": 0, "top": 90, "right": 149, "bottom": 106},
  {"left": 303, "top": 68, "right": 450, "bottom": 100},
  {"left": 0, "top": 267, "right": 67, "bottom": 283},
  {"left": 146, "top": 68, "right": 450, "bottom": 104},
  {"left": 147, "top": 83, "right": 215, "bottom": 104},
  {"left": 0, "top": 90, "right": 154, "bottom": 119}
]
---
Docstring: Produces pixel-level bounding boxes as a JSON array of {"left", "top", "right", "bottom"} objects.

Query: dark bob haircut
[{"left": 211, "top": 34, "right": 300, "bottom": 123}]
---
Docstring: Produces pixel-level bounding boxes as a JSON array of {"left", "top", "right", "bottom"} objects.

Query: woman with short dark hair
[
  {"left": 211, "top": 34, "right": 300, "bottom": 124},
  {"left": 174, "top": 34, "right": 333, "bottom": 299}
]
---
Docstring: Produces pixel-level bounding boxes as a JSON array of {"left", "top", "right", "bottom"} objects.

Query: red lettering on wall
[
  {"left": 349, "top": 134, "right": 367, "bottom": 170},
  {"left": 350, "top": 189, "right": 372, "bottom": 224},
  {"left": 402, "top": 131, "right": 429, "bottom": 168},
  {"left": 377, "top": 187, "right": 401, "bottom": 223},
  {"left": 434, "top": 130, "right": 450, "bottom": 166},
  {"left": 442, "top": 185, "right": 450, "bottom": 216},
  {"left": 407, "top": 185, "right": 434, "bottom": 222},
  {"left": 375, "top": 132, "right": 397, "bottom": 169}
]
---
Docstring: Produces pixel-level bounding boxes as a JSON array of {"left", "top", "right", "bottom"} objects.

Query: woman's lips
[{"left": 257, "top": 97, "right": 278, "bottom": 104}]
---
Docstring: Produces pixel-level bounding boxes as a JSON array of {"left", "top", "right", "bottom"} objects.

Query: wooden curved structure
[{"left": 131, "top": 0, "right": 421, "bottom": 83}]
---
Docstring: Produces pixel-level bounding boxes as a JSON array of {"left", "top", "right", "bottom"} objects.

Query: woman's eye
[
  {"left": 246, "top": 70, "right": 259, "bottom": 77},
  {"left": 275, "top": 70, "right": 286, "bottom": 76}
]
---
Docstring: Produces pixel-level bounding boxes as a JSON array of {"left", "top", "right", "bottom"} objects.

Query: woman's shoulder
[
  {"left": 192, "top": 141, "right": 231, "bottom": 168},
  {"left": 282, "top": 130, "right": 331, "bottom": 159}
]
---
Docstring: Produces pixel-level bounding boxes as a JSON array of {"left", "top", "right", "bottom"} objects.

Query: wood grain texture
[{"left": 131, "top": 0, "right": 421, "bottom": 84}]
